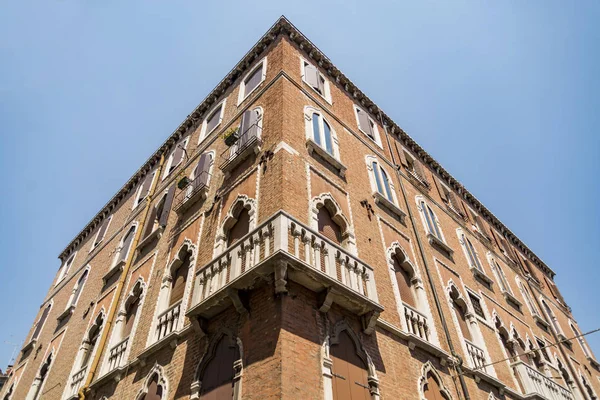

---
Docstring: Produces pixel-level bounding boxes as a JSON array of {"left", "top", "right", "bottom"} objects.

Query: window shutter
[
  {"left": 95, "top": 216, "right": 111, "bottom": 246},
  {"left": 119, "top": 228, "right": 135, "bottom": 263},
  {"left": 139, "top": 173, "right": 153, "bottom": 202},
  {"left": 474, "top": 215, "right": 489, "bottom": 237},
  {"left": 170, "top": 142, "right": 185, "bottom": 170},
  {"left": 413, "top": 159, "right": 427, "bottom": 181},
  {"left": 447, "top": 192, "right": 465, "bottom": 216},
  {"left": 142, "top": 204, "right": 158, "bottom": 239},
  {"left": 330, "top": 331, "right": 370, "bottom": 400},
  {"left": 434, "top": 177, "right": 448, "bottom": 202},
  {"left": 393, "top": 257, "right": 415, "bottom": 308},
  {"left": 304, "top": 63, "right": 321, "bottom": 91},
  {"left": 238, "top": 109, "right": 259, "bottom": 150},
  {"left": 396, "top": 143, "right": 410, "bottom": 168},
  {"left": 32, "top": 305, "right": 50, "bottom": 340},
  {"left": 356, "top": 108, "right": 372, "bottom": 137},
  {"left": 158, "top": 185, "right": 176, "bottom": 227},
  {"left": 72, "top": 270, "right": 88, "bottom": 306},
  {"left": 194, "top": 153, "right": 211, "bottom": 187},
  {"left": 545, "top": 277, "right": 566, "bottom": 305}
]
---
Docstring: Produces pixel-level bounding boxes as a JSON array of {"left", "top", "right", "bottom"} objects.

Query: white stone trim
[
  {"left": 199, "top": 98, "right": 227, "bottom": 144},
  {"left": 309, "top": 192, "right": 357, "bottom": 254},
  {"left": 162, "top": 136, "right": 190, "bottom": 180},
  {"left": 300, "top": 57, "right": 332, "bottom": 103},
  {"left": 237, "top": 56, "right": 267, "bottom": 105},
  {"left": 213, "top": 195, "right": 258, "bottom": 257},
  {"left": 135, "top": 363, "right": 169, "bottom": 400},
  {"left": 417, "top": 361, "right": 453, "bottom": 400},
  {"left": 354, "top": 105, "right": 382, "bottom": 148}
]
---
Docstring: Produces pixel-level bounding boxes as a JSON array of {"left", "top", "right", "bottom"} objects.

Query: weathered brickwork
[{"left": 3, "top": 17, "right": 599, "bottom": 400}]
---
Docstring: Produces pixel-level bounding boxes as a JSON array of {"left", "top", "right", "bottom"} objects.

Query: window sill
[
  {"left": 427, "top": 233, "right": 454, "bottom": 256},
  {"left": 306, "top": 138, "right": 347, "bottom": 177},
  {"left": 470, "top": 267, "right": 493, "bottom": 288},
  {"left": 445, "top": 202, "right": 465, "bottom": 220},
  {"left": 136, "top": 226, "right": 164, "bottom": 251},
  {"left": 372, "top": 191, "right": 406, "bottom": 220},
  {"left": 57, "top": 305, "right": 75, "bottom": 322},
  {"left": 502, "top": 291, "right": 522, "bottom": 309},
  {"left": 102, "top": 260, "right": 125, "bottom": 283},
  {"left": 533, "top": 314, "right": 550, "bottom": 329},
  {"left": 358, "top": 128, "right": 383, "bottom": 149},
  {"left": 21, "top": 339, "right": 37, "bottom": 354}
]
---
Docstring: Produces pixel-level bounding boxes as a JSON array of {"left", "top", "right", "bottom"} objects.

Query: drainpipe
[
  {"left": 78, "top": 152, "right": 167, "bottom": 400},
  {"left": 379, "top": 113, "right": 471, "bottom": 400},
  {"left": 525, "top": 277, "right": 590, "bottom": 399}
]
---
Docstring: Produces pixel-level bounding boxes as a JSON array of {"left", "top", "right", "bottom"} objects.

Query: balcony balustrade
[
  {"left": 156, "top": 301, "right": 181, "bottom": 341},
  {"left": 107, "top": 337, "right": 129, "bottom": 372},
  {"left": 512, "top": 361, "right": 575, "bottom": 400},
  {"left": 187, "top": 211, "right": 383, "bottom": 334},
  {"left": 465, "top": 339, "right": 487, "bottom": 372},
  {"left": 68, "top": 365, "right": 87, "bottom": 398},
  {"left": 403, "top": 303, "right": 430, "bottom": 342}
]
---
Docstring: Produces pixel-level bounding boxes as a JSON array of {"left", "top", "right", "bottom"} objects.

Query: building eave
[{"left": 57, "top": 16, "right": 556, "bottom": 280}]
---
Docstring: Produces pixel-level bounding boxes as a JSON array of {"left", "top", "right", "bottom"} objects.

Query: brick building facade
[{"left": 2, "top": 17, "right": 599, "bottom": 400}]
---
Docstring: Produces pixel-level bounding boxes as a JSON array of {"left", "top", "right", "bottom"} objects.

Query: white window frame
[
  {"left": 465, "top": 287, "right": 489, "bottom": 323},
  {"left": 366, "top": 156, "right": 406, "bottom": 219},
  {"left": 199, "top": 99, "right": 227, "bottom": 143},
  {"left": 162, "top": 137, "right": 190, "bottom": 180},
  {"left": 68, "top": 266, "right": 91, "bottom": 309},
  {"left": 110, "top": 224, "right": 138, "bottom": 271},
  {"left": 56, "top": 252, "right": 77, "bottom": 285},
  {"left": 354, "top": 105, "right": 382, "bottom": 148},
  {"left": 305, "top": 108, "right": 339, "bottom": 157},
  {"left": 457, "top": 228, "right": 493, "bottom": 287},
  {"left": 237, "top": 57, "right": 267, "bottom": 105},
  {"left": 416, "top": 197, "right": 445, "bottom": 243},
  {"left": 132, "top": 171, "right": 157, "bottom": 210},
  {"left": 91, "top": 215, "right": 113, "bottom": 251},
  {"left": 300, "top": 57, "right": 332, "bottom": 103}
]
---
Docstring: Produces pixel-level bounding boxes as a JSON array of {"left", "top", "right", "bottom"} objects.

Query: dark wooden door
[{"left": 199, "top": 337, "right": 239, "bottom": 400}]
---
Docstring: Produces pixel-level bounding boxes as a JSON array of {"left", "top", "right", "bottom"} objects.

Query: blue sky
[{"left": 1, "top": 1, "right": 599, "bottom": 368}]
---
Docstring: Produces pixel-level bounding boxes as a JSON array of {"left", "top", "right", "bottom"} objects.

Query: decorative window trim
[
  {"left": 457, "top": 228, "right": 492, "bottom": 287},
  {"left": 199, "top": 99, "right": 227, "bottom": 143},
  {"left": 214, "top": 195, "right": 258, "bottom": 256},
  {"left": 162, "top": 137, "right": 190, "bottom": 180},
  {"left": 386, "top": 242, "right": 437, "bottom": 344},
  {"left": 56, "top": 252, "right": 77, "bottom": 286},
  {"left": 191, "top": 329, "right": 243, "bottom": 399},
  {"left": 416, "top": 197, "right": 452, "bottom": 255},
  {"left": 417, "top": 361, "right": 453, "bottom": 400},
  {"left": 100, "top": 277, "right": 147, "bottom": 376},
  {"left": 322, "top": 320, "right": 380, "bottom": 400},
  {"left": 304, "top": 107, "right": 346, "bottom": 176},
  {"left": 91, "top": 215, "right": 114, "bottom": 252},
  {"left": 354, "top": 105, "right": 383, "bottom": 148},
  {"left": 105, "top": 223, "right": 138, "bottom": 282},
  {"left": 487, "top": 253, "right": 521, "bottom": 309},
  {"left": 366, "top": 156, "right": 406, "bottom": 220},
  {"left": 237, "top": 57, "right": 267, "bottom": 105},
  {"left": 132, "top": 171, "right": 157, "bottom": 210},
  {"left": 27, "top": 350, "right": 55, "bottom": 400},
  {"left": 59, "top": 266, "right": 91, "bottom": 321},
  {"left": 134, "top": 363, "right": 169, "bottom": 400},
  {"left": 309, "top": 193, "right": 357, "bottom": 254},
  {"left": 465, "top": 288, "right": 489, "bottom": 323},
  {"left": 23, "top": 300, "right": 54, "bottom": 353},
  {"left": 300, "top": 57, "right": 332, "bottom": 103}
]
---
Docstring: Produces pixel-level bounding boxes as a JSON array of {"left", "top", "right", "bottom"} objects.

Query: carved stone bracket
[
  {"left": 362, "top": 311, "right": 380, "bottom": 335},
  {"left": 318, "top": 288, "right": 337, "bottom": 313},
  {"left": 274, "top": 261, "right": 288, "bottom": 294},
  {"left": 191, "top": 317, "right": 208, "bottom": 338},
  {"left": 227, "top": 288, "right": 249, "bottom": 315}
]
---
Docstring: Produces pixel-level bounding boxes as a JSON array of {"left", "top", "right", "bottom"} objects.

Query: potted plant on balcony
[
  {"left": 223, "top": 127, "right": 239, "bottom": 146},
  {"left": 177, "top": 176, "right": 190, "bottom": 190}
]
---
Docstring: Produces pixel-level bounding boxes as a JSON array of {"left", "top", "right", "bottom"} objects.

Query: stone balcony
[
  {"left": 187, "top": 211, "right": 383, "bottom": 334},
  {"left": 512, "top": 361, "right": 575, "bottom": 400}
]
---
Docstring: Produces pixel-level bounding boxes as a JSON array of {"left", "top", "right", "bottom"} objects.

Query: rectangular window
[
  {"left": 469, "top": 293, "right": 485, "bottom": 319},
  {"left": 205, "top": 105, "right": 222, "bottom": 135},
  {"left": 93, "top": 216, "right": 112, "bottom": 248},
  {"left": 239, "top": 58, "right": 266, "bottom": 103},
  {"left": 398, "top": 144, "right": 429, "bottom": 186}
]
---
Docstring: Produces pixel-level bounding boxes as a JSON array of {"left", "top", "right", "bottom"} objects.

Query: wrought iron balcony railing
[
  {"left": 174, "top": 171, "right": 210, "bottom": 214},
  {"left": 219, "top": 124, "right": 261, "bottom": 172},
  {"left": 187, "top": 211, "right": 383, "bottom": 334}
]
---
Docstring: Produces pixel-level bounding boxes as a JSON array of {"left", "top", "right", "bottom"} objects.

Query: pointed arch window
[
  {"left": 142, "top": 374, "right": 163, "bottom": 400},
  {"left": 28, "top": 353, "right": 53, "bottom": 400},
  {"left": 170, "top": 251, "right": 191, "bottom": 307},
  {"left": 490, "top": 259, "right": 512, "bottom": 295},
  {"left": 424, "top": 372, "right": 450, "bottom": 400},
  {"left": 571, "top": 324, "right": 592, "bottom": 359},
  {"left": 317, "top": 206, "right": 342, "bottom": 245},
  {"left": 541, "top": 299, "right": 564, "bottom": 338},
  {"left": 227, "top": 207, "right": 250, "bottom": 247},
  {"left": 393, "top": 253, "right": 415, "bottom": 308},
  {"left": 463, "top": 235, "right": 483, "bottom": 272},
  {"left": 198, "top": 336, "right": 240, "bottom": 400},
  {"left": 372, "top": 161, "right": 393, "bottom": 202},
  {"left": 419, "top": 200, "right": 444, "bottom": 242},
  {"left": 57, "top": 253, "right": 75, "bottom": 284},
  {"left": 330, "top": 330, "right": 371, "bottom": 400}
]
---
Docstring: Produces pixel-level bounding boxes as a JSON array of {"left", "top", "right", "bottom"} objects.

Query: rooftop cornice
[{"left": 57, "top": 16, "right": 555, "bottom": 280}]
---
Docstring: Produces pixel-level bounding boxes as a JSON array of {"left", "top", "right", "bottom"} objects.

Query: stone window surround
[
  {"left": 199, "top": 98, "right": 227, "bottom": 144},
  {"left": 134, "top": 363, "right": 169, "bottom": 400},
  {"left": 237, "top": 56, "right": 267, "bottom": 105},
  {"left": 300, "top": 56, "right": 332, "bottom": 104},
  {"left": 309, "top": 192, "right": 357, "bottom": 255}
]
